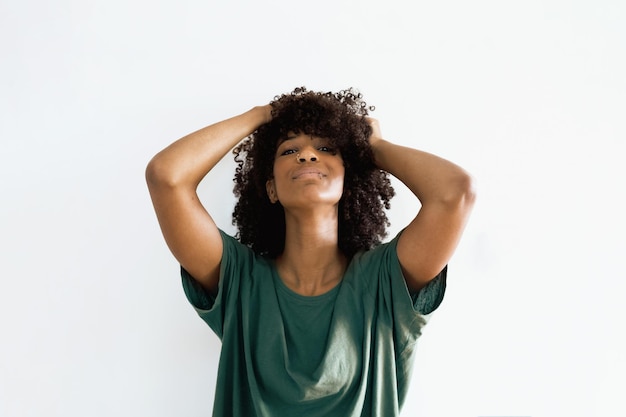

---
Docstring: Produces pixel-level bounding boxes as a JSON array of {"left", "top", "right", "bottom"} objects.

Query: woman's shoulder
[
  {"left": 219, "top": 229, "right": 275, "bottom": 271},
  {"left": 351, "top": 231, "right": 402, "bottom": 266}
]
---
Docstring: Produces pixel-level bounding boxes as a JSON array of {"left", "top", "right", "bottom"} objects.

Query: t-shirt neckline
[{"left": 270, "top": 263, "right": 344, "bottom": 304}]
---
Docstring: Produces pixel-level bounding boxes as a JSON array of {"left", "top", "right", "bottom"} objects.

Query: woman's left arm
[{"left": 368, "top": 118, "right": 476, "bottom": 292}]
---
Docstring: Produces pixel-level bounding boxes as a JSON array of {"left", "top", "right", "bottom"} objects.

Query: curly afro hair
[{"left": 232, "top": 86, "right": 395, "bottom": 259}]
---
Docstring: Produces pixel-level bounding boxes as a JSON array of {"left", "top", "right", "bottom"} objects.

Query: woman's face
[{"left": 266, "top": 133, "right": 345, "bottom": 210}]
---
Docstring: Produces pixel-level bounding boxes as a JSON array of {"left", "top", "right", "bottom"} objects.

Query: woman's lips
[{"left": 293, "top": 168, "right": 325, "bottom": 179}]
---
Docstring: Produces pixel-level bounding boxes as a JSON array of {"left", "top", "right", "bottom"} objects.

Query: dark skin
[{"left": 146, "top": 105, "right": 475, "bottom": 296}]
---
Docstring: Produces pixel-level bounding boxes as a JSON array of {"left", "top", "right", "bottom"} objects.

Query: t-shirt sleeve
[
  {"left": 180, "top": 229, "right": 249, "bottom": 339},
  {"left": 410, "top": 266, "right": 447, "bottom": 316},
  {"left": 360, "top": 232, "right": 448, "bottom": 348},
  {"left": 367, "top": 232, "right": 447, "bottom": 314}
]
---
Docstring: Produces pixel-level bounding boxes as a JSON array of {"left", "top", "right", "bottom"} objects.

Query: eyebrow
[
  {"left": 276, "top": 137, "right": 291, "bottom": 148},
  {"left": 276, "top": 133, "right": 306, "bottom": 147}
]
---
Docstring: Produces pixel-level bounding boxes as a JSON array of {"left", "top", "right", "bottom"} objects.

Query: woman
[{"left": 146, "top": 87, "right": 475, "bottom": 416}]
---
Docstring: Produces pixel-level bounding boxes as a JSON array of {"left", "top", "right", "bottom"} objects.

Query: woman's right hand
[
  {"left": 145, "top": 105, "right": 272, "bottom": 293},
  {"left": 258, "top": 104, "right": 273, "bottom": 125}
]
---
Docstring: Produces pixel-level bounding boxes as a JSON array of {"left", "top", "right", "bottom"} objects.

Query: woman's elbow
[
  {"left": 444, "top": 170, "right": 477, "bottom": 208},
  {"left": 145, "top": 153, "right": 177, "bottom": 189}
]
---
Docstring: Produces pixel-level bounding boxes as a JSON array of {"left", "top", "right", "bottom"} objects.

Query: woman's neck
[{"left": 276, "top": 208, "right": 347, "bottom": 296}]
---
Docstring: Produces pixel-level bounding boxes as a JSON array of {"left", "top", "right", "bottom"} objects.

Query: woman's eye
[
  {"left": 319, "top": 146, "right": 335, "bottom": 153},
  {"left": 281, "top": 149, "right": 297, "bottom": 155}
]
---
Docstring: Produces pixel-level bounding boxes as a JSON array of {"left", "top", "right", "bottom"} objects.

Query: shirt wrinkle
[{"left": 180, "top": 229, "right": 447, "bottom": 417}]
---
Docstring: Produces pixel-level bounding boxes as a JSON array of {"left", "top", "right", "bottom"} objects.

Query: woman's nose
[{"left": 297, "top": 148, "right": 318, "bottom": 163}]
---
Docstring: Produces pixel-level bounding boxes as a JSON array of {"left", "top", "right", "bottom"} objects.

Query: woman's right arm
[{"left": 145, "top": 105, "right": 272, "bottom": 293}]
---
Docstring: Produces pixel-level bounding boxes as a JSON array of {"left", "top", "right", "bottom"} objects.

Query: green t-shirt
[{"left": 182, "top": 230, "right": 446, "bottom": 417}]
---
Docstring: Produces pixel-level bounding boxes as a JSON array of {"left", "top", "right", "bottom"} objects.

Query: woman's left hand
[
  {"left": 365, "top": 117, "right": 383, "bottom": 147},
  {"left": 362, "top": 116, "right": 476, "bottom": 292}
]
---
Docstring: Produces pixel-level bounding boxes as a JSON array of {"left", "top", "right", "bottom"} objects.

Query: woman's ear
[{"left": 266, "top": 179, "right": 278, "bottom": 203}]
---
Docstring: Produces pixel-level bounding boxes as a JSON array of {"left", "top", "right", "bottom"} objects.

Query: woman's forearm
[
  {"left": 146, "top": 105, "right": 271, "bottom": 190},
  {"left": 371, "top": 139, "right": 475, "bottom": 207}
]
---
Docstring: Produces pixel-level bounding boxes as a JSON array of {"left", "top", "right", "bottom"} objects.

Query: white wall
[{"left": 1, "top": 1, "right": 624, "bottom": 416}]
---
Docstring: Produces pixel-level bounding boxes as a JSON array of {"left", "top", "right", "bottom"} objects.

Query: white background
[{"left": 1, "top": 1, "right": 624, "bottom": 416}]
